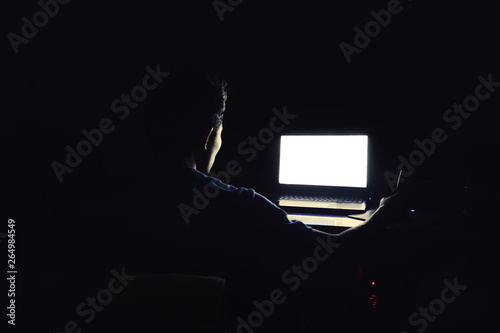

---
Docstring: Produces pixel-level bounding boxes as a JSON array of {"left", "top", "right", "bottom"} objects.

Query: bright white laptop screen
[{"left": 279, "top": 135, "right": 368, "bottom": 188}]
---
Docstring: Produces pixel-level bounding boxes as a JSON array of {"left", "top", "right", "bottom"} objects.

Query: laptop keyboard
[
  {"left": 278, "top": 195, "right": 366, "bottom": 210},
  {"left": 279, "top": 195, "right": 364, "bottom": 203}
]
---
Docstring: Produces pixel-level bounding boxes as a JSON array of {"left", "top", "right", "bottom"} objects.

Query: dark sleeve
[{"left": 236, "top": 188, "right": 315, "bottom": 270}]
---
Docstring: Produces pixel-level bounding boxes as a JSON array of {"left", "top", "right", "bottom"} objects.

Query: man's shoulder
[
  {"left": 189, "top": 168, "right": 257, "bottom": 199},
  {"left": 175, "top": 167, "right": 288, "bottom": 225}
]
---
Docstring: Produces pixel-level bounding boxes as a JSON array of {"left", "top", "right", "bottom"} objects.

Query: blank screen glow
[{"left": 279, "top": 135, "right": 368, "bottom": 188}]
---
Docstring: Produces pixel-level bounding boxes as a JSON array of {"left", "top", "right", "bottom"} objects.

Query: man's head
[{"left": 146, "top": 65, "right": 227, "bottom": 174}]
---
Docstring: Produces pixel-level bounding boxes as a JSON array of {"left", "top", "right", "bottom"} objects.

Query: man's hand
[{"left": 363, "top": 193, "right": 411, "bottom": 230}]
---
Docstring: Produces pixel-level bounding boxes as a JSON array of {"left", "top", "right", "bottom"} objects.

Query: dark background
[
  {"left": 4, "top": 0, "right": 499, "bottom": 197},
  {"left": 3, "top": 0, "right": 499, "bottom": 332}
]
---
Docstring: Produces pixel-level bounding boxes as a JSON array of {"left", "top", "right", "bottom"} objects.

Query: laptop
[{"left": 277, "top": 135, "right": 369, "bottom": 211}]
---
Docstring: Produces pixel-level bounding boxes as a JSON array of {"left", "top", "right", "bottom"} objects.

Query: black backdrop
[
  {"left": 3, "top": 0, "right": 499, "bottom": 332},
  {"left": 4, "top": 0, "right": 499, "bottom": 196}
]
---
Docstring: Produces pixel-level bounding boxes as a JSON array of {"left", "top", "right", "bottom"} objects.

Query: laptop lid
[{"left": 278, "top": 135, "right": 368, "bottom": 193}]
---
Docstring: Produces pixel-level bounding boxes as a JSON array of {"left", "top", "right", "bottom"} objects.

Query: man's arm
[{"left": 312, "top": 193, "right": 407, "bottom": 242}]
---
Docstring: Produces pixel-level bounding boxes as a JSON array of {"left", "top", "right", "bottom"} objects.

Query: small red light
[{"left": 371, "top": 281, "right": 375, "bottom": 286}]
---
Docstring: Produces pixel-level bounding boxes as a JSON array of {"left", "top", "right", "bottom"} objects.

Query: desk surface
[{"left": 287, "top": 213, "right": 366, "bottom": 228}]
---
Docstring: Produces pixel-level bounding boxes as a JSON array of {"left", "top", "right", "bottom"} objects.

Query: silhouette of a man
[{"left": 121, "top": 65, "right": 404, "bottom": 330}]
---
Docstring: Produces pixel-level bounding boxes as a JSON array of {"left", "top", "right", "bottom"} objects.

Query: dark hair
[{"left": 145, "top": 65, "right": 227, "bottom": 154}]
